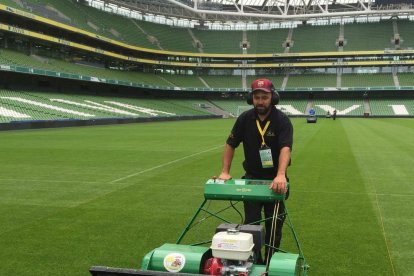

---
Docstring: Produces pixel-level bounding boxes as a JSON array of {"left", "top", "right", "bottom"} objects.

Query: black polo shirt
[{"left": 226, "top": 106, "right": 293, "bottom": 178}]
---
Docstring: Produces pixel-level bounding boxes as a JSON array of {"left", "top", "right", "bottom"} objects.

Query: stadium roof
[{"left": 103, "top": 0, "right": 414, "bottom": 22}]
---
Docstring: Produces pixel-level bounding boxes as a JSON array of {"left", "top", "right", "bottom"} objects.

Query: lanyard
[{"left": 256, "top": 120, "right": 270, "bottom": 147}]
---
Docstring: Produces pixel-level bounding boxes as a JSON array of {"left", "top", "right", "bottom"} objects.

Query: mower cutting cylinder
[{"left": 267, "top": 253, "right": 304, "bottom": 276}]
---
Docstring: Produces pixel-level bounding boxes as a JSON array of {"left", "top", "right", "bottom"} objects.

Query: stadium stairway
[
  {"left": 364, "top": 98, "right": 371, "bottom": 115},
  {"left": 203, "top": 100, "right": 232, "bottom": 118}
]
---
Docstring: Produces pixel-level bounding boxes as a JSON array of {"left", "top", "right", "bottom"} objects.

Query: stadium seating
[
  {"left": 138, "top": 21, "right": 195, "bottom": 52},
  {"left": 0, "top": 1, "right": 412, "bottom": 121},
  {"left": 0, "top": 89, "right": 213, "bottom": 123},
  {"left": 277, "top": 99, "right": 309, "bottom": 115},
  {"left": 369, "top": 99, "right": 414, "bottom": 116},
  {"left": 98, "top": 16, "right": 154, "bottom": 48},
  {"left": 289, "top": 24, "right": 339, "bottom": 53},
  {"left": 342, "top": 21, "right": 394, "bottom": 51},
  {"left": 202, "top": 75, "right": 243, "bottom": 89},
  {"left": 312, "top": 99, "right": 365, "bottom": 116},
  {"left": 208, "top": 99, "right": 244, "bottom": 116},
  {"left": 192, "top": 29, "right": 243, "bottom": 54},
  {"left": 396, "top": 20, "right": 414, "bottom": 49},
  {"left": 248, "top": 29, "right": 289, "bottom": 54},
  {"left": 6, "top": 1, "right": 414, "bottom": 53},
  {"left": 2, "top": 88, "right": 412, "bottom": 122},
  {"left": 341, "top": 73, "right": 395, "bottom": 88},
  {"left": 397, "top": 72, "right": 414, "bottom": 86},
  {"left": 285, "top": 74, "right": 337, "bottom": 89},
  {"left": 2, "top": 47, "right": 412, "bottom": 92},
  {"left": 2, "top": 0, "right": 21, "bottom": 9},
  {"left": 160, "top": 74, "right": 207, "bottom": 88},
  {"left": 0, "top": 48, "right": 174, "bottom": 87}
]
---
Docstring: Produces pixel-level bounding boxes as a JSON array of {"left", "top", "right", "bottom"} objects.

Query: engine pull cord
[{"left": 265, "top": 201, "right": 280, "bottom": 273}]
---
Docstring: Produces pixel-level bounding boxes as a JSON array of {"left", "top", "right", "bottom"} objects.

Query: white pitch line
[
  {"left": 109, "top": 144, "right": 224, "bottom": 184},
  {"left": 0, "top": 178, "right": 101, "bottom": 184},
  {"left": 375, "top": 192, "right": 397, "bottom": 276},
  {"left": 294, "top": 189, "right": 414, "bottom": 197},
  {"left": 365, "top": 173, "right": 397, "bottom": 276}
]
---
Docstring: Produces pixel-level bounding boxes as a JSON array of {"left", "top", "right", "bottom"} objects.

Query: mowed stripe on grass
[
  {"left": 289, "top": 118, "right": 395, "bottom": 275},
  {"left": 343, "top": 119, "right": 414, "bottom": 276}
]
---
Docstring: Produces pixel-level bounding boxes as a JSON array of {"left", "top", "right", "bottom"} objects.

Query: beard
[{"left": 254, "top": 104, "right": 271, "bottom": 115}]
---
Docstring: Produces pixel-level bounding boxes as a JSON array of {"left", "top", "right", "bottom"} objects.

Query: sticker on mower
[{"left": 163, "top": 253, "right": 186, "bottom": 272}]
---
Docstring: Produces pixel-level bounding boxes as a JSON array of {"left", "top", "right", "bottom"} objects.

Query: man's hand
[
  {"left": 270, "top": 174, "right": 287, "bottom": 194},
  {"left": 219, "top": 172, "right": 232, "bottom": 180}
]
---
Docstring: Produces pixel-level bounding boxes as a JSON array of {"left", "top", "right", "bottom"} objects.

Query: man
[{"left": 218, "top": 78, "right": 293, "bottom": 264}]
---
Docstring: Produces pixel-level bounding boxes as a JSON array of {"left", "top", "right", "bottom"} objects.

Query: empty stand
[
  {"left": 247, "top": 29, "right": 289, "bottom": 54},
  {"left": 289, "top": 24, "right": 339, "bottom": 53},
  {"left": 0, "top": 89, "right": 212, "bottom": 123},
  {"left": 5, "top": 0, "right": 412, "bottom": 55},
  {"left": 2, "top": 0, "right": 25, "bottom": 9},
  {"left": 341, "top": 73, "right": 395, "bottom": 88},
  {"left": 192, "top": 29, "right": 243, "bottom": 54},
  {"left": 285, "top": 74, "right": 337, "bottom": 89},
  {"left": 397, "top": 72, "right": 414, "bottom": 86},
  {"left": 313, "top": 99, "right": 365, "bottom": 116},
  {"left": 395, "top": 20, "right": 414, "bottom": 49},
  {"left": 343, "top": 21, "right": 394, "bottom": 51},
  {"left": 369, "top": 99, "right": 413, "bottom": 116},
  {"left": 201, "top": 75, "right": 242, "bottom": 89},
  {"left": 0, "top": 48, "right": 173, "bottom": 87},
  {"left": 160, "top": 74, "right": 207, "bottom": 88},
  {"left": 139, "top": 22, "right": 195, "bottom": 52}
]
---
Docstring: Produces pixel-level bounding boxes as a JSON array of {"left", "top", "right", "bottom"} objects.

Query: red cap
[{"left": 251, "top": 78, "right": 274, "bottom": 93}]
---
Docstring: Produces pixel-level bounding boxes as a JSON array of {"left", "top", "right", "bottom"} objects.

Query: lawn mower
[{"left": 90, "top": 178, "right": 309, "bottom": 276}]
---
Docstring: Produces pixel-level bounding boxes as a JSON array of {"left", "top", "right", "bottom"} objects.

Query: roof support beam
[{"left": 107, "top": 0, "right": 414, "bottom": 21}]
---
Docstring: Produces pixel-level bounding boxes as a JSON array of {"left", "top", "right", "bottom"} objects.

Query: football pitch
[{"left": 0, "top": 118, "right": 413, "bottom": 275}]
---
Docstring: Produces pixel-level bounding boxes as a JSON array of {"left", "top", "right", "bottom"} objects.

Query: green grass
[{"left": 0, "top": 118, "right": 413, "bottom": 275}]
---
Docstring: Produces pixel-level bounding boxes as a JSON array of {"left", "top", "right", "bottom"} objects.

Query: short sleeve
[{"left": 278, "top": 114, "right": 293, "bottom": 150}]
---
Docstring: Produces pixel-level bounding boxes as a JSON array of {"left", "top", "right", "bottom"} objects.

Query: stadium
[{"left": 0, "top": 0, "right": 413, "bottom": 275}]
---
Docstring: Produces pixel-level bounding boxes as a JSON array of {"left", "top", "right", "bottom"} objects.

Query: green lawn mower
[{"left": 90, "top": 178, "right": 309, "bottom": 276}]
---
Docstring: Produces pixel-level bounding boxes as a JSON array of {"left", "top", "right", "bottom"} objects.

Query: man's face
[{"left": 253, "top": 90, "right": 272, "bottom": 115}]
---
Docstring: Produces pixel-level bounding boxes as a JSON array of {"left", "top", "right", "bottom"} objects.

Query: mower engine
[{"left": 204, "top": 229, "right": 254, "bottom": 276}]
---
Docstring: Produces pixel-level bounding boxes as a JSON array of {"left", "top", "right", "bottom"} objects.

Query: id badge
[{"left": 259, "top": 146, "right": 274, "bottom": 168}]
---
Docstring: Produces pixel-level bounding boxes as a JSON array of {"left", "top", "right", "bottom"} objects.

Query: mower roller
[{"left": 90, "top": 178, "right": 309, "bottom": 276}]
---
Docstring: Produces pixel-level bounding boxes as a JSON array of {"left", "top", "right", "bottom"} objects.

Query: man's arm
[
  {"left": 219, "top": 144, "right": 235, "bottom": 180},
  {"left": 270, "top": 146, "right": 291, "bottom": 194}
]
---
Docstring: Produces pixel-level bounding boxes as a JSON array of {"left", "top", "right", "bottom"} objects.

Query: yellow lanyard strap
[{"left": 256, "top": 120, "right": 270, "bottom": 147}]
